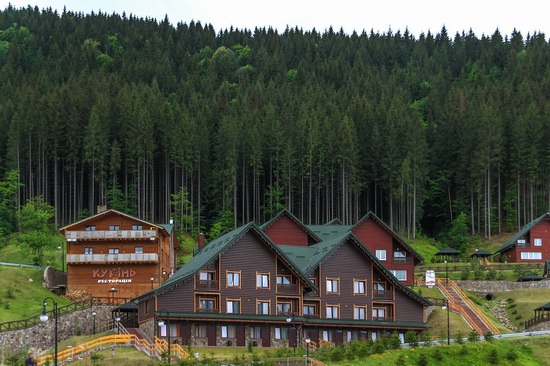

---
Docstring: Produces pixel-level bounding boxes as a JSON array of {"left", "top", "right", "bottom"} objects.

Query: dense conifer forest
[{"left": 0, "top": 5, "right": 549, "bottom": 243}]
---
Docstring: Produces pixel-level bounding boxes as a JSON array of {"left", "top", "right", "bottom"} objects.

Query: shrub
[
  {"left": 454, "top": 331, "right": 464, "bottom": 344},
  {"left": 395, "top": 354, "right": 407, "bottom": 365},
  {"left": 486, "top": 349, "right": 499, "bottom": 365},
  {"left": 467, "top": 330, "right": 480, "bottom": 343},
  {"left": 432, "top": 349, "right": 443, "bottom": 361},
  {"left": 417, "top": 352, "right": 428, "bottom": 366},
  {"left": 506, "top": 349, "right": 518, "bottom": 361},
  {"left": 329, "top": 347, "right": 345, "bottom": 362},
  {"left": 405, "top": 330, "right": 419, "bottom": 348},
  {"left": 483, "top": 332, "right": 494, "bottom": 342},
  {"left": 247, "top": 340, "right": 254, "bottom": 353}
]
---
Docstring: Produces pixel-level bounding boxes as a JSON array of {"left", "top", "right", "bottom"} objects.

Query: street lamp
[
  {"left": 57, "top": 244, "right": 65, "bottom": 272},
  {"left": 286, "top": 312, "right": 296, "bottom": 354},
  {"left": 445, "top": 260, "right": 449, "bottom": 284},
  {"left": 109, "top": 287, "right": 117, "bottom": 305},
  {"left": 115, "top": 315, "right": 121, "bottom": 333},
  {"left": 92, "top": 311, "right": 97, "bottom": 334},
  {"left": 40, "top": 297, "right": 58, "bottom": 366},
  {"left": 157, "top": 309, "right": 171, "bottom": 364},
  {"left": 442, "top": 300, "right": 450, "bottom": 345},
  {"left": 150, "top": 277, "right": 155, "bottom": 290},
  {"left": 305, "top": 337, "right": 310, "bottom": 366}
]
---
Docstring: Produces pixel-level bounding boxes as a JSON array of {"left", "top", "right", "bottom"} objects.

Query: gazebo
[
  {"left": 471, "top": 249, "right": 492, "bottom": 263},
  {"left": 525, "top": 302, "right": 550, "bottom": 328},
  {"left": 435, "top": 247, "right": 462, "bottom": 262}
]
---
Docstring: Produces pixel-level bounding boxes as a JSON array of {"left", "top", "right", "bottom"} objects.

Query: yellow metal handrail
[{"left": 449, "top": 280, "right": 499, "bottom": 335}]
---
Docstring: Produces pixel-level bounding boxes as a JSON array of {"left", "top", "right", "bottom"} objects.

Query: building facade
[
  {"left": 59, "top": 209, "right": 178, "bottom": 299},
  {"left": 495, "top": 213, "right": 550, "bottom": 263},
  {"left": 135, "top": 221, "right": 430, "bottom": 348}
]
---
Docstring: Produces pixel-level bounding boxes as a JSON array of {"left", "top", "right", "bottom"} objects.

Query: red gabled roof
[{"left": 261, "top": 208, "right": 321, "bottom": 245}]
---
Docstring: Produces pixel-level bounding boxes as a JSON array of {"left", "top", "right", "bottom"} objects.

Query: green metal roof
[
  {"left": 279, "top": 232, "right": 431, "bottom": 307},
  {"left": 138, "top": 222, "right": 316, "bottom": 299},
  {"left": 307, "top": 224, "right": 353, "bottom": 240},
  {"left": 435, "top": 247, "right": 461, "bottom": 255},
  {"left": 495, "top": 213, "right": 550, "bottom": 254}
]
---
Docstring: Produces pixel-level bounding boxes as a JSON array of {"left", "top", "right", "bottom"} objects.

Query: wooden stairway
[{"left": 437, "top": 278, "right": 499, "bottom": 335}]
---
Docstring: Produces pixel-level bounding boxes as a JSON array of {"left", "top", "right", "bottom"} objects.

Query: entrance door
[
  {"left": 261, "top": 326, "right": 271, "bottom": 347},
  {"left": 289, "top": 327, "right": 297, "bottom": 349},
  {"left": 207, "top": 324, "right": 217, "bottom": 346},
  {"left": 236, "top": 325, "right": 245, "bottom": 346},
  {"left": 334, "top": 330, "right": 343, "bottom": 346},
  {"left": 180, "top": 324, "right": 191, "bottom": 346}
]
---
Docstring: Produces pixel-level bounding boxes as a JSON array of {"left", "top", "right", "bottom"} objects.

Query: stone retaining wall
[
  {"left": 454, "top": 280, "right": 550, "bottom": 294},
  {"left": 0, "top": 307, "right": 114, "bottom": 360}
]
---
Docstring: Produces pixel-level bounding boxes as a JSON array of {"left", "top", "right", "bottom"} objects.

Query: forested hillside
[{"left": 0, "top": 5, "right": 549, "bottom": 242}]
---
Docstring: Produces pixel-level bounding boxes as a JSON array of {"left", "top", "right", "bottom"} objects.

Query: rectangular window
[
  {"left": 390, "top": 270, "right": 407, "bottom": 281},
  {"left": 200, "top": 271, "right": 215, "bottom": 281},
  {"left": 256, "top": 273, "right": 269, "bottom": 288},
  {"left": 200, "top": 299, "right": 215, "bottom": 310},
  {"left": 109, "top": 225, "right": 120, "bottom": 231},
  {"left": 277, "top": 275, "right": 291, "bottom": 284},
  {"left": 257, "top": 301, "right": 270, "bottom": 315},
  {"left": 520, "top": 252, "right": 542, "bottom": 260},
  {"left": 326, "top": 278, "right": 339, "bottom": 293},
  {"left": 277, "top": 302, "right": 291, "bottom": 315},
  {"left": 353, "top": 280, "right": 366, "bottom": 295},
  {"left": 517, "top": 239, "right": 526, "bottom": 244},
  {"left": 534, "top": 238, "right": 542, "bottom": 247},
  {"left": 354, "top": 306, "right": 366, "bottom": 320},
  {"left": 376, "top": 250, "right": 387, "bottom": 261},
  {"left": 227, "top": 271, "right": 240, "bottom": 287},
  {"left": 303, "top": 305, "right": 316, "bottom": 315},
  {"left": 108, "top": 248, "right": 120, "bottom": 254},
  {"left": 373, "top": 307, "right": 386, "bottom": 319},
  {"left": 221, "top": 325, "right": 235, "bottom": 338},
  {"left": 195, "top": 324, "right": 207, "bottom": 338},
  {"left": 322, "top": 330, "right": 332, "bottom": 341},
  {"left": 275, "top": 327, "right": 289, "bottom": 340},
  {"left": 85, "top": 225, "right": 96, "bottom": 231},
  {"left": 326, "top": 305, "right": 339, "bottom": 319},
  {"left": 132, "top": 225, "right": 143, "bottom": 230},
  {"left": 394, "top": 251, "right": 406, "bottom": 258},
  {"left": 135, "top": 247, "right": 144, "bottom": 254},
  {"left": 226, "top": 300, "right": 240, "bottom": 314},
  {"left": 250, "top": 326, "right": 261, "bottom": 339},
  {"left": 84, "top": 247, "right": 93, "bottom": 254}
]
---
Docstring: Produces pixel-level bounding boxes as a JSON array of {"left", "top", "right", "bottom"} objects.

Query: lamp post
[
  {"left": 442, "top": 300, "right": 450, "bottom": 345},
  {"left": 92, "top": 311, "right": 97, "bottom": 334},
  {"left": 57, "top": 244, "right": 64, "bottom": 272},
  {"left": 40, "top": 297, "right": 58, "bottom": 366},
  {"left": 445, "top": 260, "right": 449, "bottom": 284},
  {"left": 115, "top": 315, "right": 121, "bottom": 333},
  {"left": 157, "top": 309, "right": 171, "bottom": 364},
  {"left": 286, "top": 312, "right": 296, "bottom": 354},
  {"left": 150, "top": 277, "right": 155, "bottom": 290},
  {"left": 109, "top": 287, "right": 117, "bottom": 305},
  {"left": 305, "top": 337, "right": 310, "bottom": 366}
]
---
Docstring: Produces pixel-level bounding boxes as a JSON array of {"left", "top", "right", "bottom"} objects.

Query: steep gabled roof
[
  {"left": 306, "top": 224, "right": 353, "bottom": 240},
  {"left": 280, "top": 232, "right": 431, "bottom": 307},
  {"left": 59, "top": 209, "right": 169, "bottom": 236},
  {"left": 495, "top": 213, "right": 550, "bottom": 255},
  {"left": 324, "top": 218, "right": 343, "bottom": 225},
  {"left": 138, "top": 222, "right": 316, "bottom": 299},
  {"left": 353, "top": 211, "right": 424, "bottom": 263},
  {"left": 435, "top": 247, "right": 461, "bottom": 256},
  {"left": 261, "top": 208, "right": 322, "bottom": 244}
]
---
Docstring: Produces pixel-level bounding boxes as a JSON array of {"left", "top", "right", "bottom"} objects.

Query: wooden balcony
[
  {"left": 277, "top": 283, "right": 299, "bottom": 294},
  {"left": 303, "top": 314, "right": 320, "bottom": 319},
  {"left": 67, "top": 253, "right": 158, "bottom": 264},
  {"left": 373, "top": 290, "right": 393, "bottom": 300},
  {"left": 196, "top": 280, "right": 219, "bottom": 291},
  {"left": 197, "top": 308, "right": 219, "bottom": 314},
  {"left": 372, "top": 316, "right": 393, "bottom": 322},
  {"left": 65, "top": 230, "right": 157, "bottom": 241}
]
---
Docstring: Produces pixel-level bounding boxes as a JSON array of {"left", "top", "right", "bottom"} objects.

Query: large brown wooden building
[
  {"left": 59, "top": 209, "right": 178, "bottom": 299},
  {"left": 135, "top": 215, "right": 430, "bottom": 348}
]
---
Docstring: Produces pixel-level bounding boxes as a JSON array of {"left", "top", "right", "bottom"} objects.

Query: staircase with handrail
[{"left": 437, "top": 278, "right": 499, "bottom": 335}]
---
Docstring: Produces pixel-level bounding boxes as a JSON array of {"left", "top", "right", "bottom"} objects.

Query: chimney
[{"left": 198, "top": 233, "right": 205, "bottom": 251}]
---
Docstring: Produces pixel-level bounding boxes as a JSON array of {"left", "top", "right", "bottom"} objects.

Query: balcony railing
[
  {"left": 373, "top": 290, "right": 393, "bottom": 300},
  {"left": 516, "top": 242, "right": 529, "bottom": 248},
  {"left": 372, "top": 316, "right": 393, "bottom": 322},
  {"left": 197, "top": 308, "right": 218, "bottom": 314},
  {"left": 65, "top": 230, "right": 157, "bottom": 241},
  {"left": 196, "top": 280, "right": 219, "bottom": 291},
  {"left": 277, "top": 283, "right": 299, "bottom": 294},
  {"left": 303, "top": 313, "right": 320, "bottom": 319},
  {"left": 67, "top": 253, "right": 158, "bottom": 263},
  {"left": 392, "top": 257, "right": 413, "bottom": 264}
]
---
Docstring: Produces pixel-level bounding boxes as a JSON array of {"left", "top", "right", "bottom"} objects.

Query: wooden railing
[
  {"left": 525, "top": 314, "right": 550, "bottom": 329},
  {"left": 36, "top": 334, "right": 190, "bottom": 365},
  {"left": 65, "top": 229, "right": 157, "bottom": 240},
  {"left": 67, "top": 253, "right": 158, "bottom": 263},
  {"left": 415, "top": 262, "right": 543, "bottom": 273},
  {"left": 196, "top": 280, "right": 219, "bottom": 291}
]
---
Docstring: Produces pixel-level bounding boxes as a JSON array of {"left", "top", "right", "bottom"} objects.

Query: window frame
[
  {"left": 256, "top": 300, "right": 271, "bottom": 315},
  {"left": 226, "top": 298, "right": 241, "bottom": 314},
  {"left": 353, "top": 279, "right": 367, "bottom": 295},
  {"left": 326, "top": 304, "right": 340, "bottom": 319},
  {"left": 221, "top": 325, "right": 236, "bottom": 338},
  {"left": 534, "top": 238, "right": 542, "bottom": 247},
  {"left": 274, "top": 327, "right": 289, "bottom": 340},
  {"left": 326, "top": 278, "right": 340, "bottom": 294},
  {"left": 520, "top": 252, "right": 542, "bottom": 260},
  {"left": 108, "top": 248, "right": 120, "bottom": 254},
  {"left": 375, "top": 249, "right": 387, "bottom": 261},
  {"left": 109, "top": 225, "right": 120, "bottom": 231},
  {"left": 354, "top": 305, "right": 367, "bottom": 320},
  {"left": 390, "top": 269, "right": 407, "bottom": 281},
  {"left": 135, "top": 246, "right": 144, "bottom": 254},
  {"left": 84, "top": 247, "right": 93, "bottom": 254},
  {"left": 256, "top": 272, "right": 270, "bottom": 289},
  {"left": 226, "top": 270, "right": 241, "bottom": 288}
]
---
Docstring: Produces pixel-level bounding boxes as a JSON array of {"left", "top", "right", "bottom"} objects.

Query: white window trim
[{"left": 376, "top": 250, "right": 387, "bottom": 261}]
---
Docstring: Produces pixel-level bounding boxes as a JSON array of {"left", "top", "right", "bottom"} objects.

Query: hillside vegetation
[{"left": 0, "top": 6, "right": 549, "bottom": 245}]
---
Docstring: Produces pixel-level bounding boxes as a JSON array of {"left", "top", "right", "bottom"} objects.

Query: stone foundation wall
[{"left": 0, "top": 307, "right": 115, "bottom": 359}]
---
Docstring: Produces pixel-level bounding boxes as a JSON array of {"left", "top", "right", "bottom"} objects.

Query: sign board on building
[{"left": 425, "top": 270, "right": 435, "bottom": 288}]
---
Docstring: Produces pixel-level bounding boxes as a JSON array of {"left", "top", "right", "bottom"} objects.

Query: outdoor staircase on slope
[{"left": 437, "top": 278, "right": 499, "bottom": 335}]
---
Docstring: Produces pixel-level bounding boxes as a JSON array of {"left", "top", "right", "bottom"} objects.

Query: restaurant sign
[{"left": 93, "top": 268, "right": 137, "bottom": 283}]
